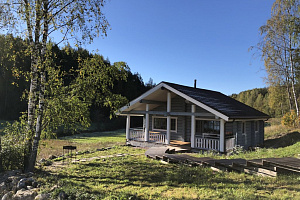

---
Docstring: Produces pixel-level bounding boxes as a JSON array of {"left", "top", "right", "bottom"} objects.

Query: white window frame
[{"left": 152, "top": 116, "right": 177, "bottom": 132}]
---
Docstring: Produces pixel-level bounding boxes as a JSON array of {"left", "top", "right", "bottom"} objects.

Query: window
[
  {"left": 203, "top": 121, "right": 220, "bottom": 134},
  {"left": 242, "top": 122, "right": 246, "bottom": 133},
  {"left": 196, "top": 120, "right": 202, "bottom": 133},
  {"left": 254, "top": 121, "right": 259, "bottom": 132},
  {"left": 153, "top": 117, "right": 177, "bottom": 132}
]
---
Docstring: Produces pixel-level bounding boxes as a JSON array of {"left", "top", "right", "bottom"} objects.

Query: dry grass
[{"left": 37, "top": 129, "right": 126, "bottom": 160}]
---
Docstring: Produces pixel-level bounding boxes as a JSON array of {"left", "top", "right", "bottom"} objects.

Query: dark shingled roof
[{"left": 163, "top": 82, "right": 269, "bottom": 119}]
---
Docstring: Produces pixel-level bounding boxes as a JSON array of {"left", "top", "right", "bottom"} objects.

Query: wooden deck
[{"left": 145, "top": 147, "right": 300, "bottom": 177}]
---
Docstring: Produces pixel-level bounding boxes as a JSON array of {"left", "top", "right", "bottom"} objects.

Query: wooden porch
[{"left": 128, "top": 128, "right": 235, "bottom": 152}]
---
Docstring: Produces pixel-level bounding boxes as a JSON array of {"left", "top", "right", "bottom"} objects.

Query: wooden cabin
[{"left": 117, "top": 82, "right": 269, "bottom": 153}]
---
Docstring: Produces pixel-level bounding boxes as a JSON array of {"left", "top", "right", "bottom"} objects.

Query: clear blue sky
[{"left": 85, "top": 0, "right": 274, "bottom": 95}]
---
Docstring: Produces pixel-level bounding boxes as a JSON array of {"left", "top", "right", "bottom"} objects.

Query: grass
[
  {"left": 36, "top": 145, "right": 300, "bottom": 200},
  {"left": 33, "top": 125, "right": 300, "bottom": 199}
]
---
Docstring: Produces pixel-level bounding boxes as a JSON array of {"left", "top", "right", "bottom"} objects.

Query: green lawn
[{"left": 35, "top": 129, "right": 300, "bottom": 200}]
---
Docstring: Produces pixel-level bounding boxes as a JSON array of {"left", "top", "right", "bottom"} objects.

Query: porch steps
[{"left": 145, "top": 147, "right": 300, "bottom": 177}]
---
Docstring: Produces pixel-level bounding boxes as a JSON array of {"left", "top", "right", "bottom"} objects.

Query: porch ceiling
[{"left": 123, "top": 88, "right": 176, "bottom": 111}]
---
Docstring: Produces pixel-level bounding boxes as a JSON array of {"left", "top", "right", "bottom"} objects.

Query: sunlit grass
[
  {"left": 34, "top": 125, "right": 300, "bottom": 199},
  {"left": 37, "top": 145, "right": 300, "bottom": 199}
]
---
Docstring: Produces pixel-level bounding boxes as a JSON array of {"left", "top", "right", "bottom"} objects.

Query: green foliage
[
  {"left": 231, "top": 88, "right": 274, "bottom": 117},
  {"left": 0, "top": 34, "right": 30, "bottom": 120},
  {"left": 281, "top": 110, "right": 299, "bottom": 127},
  {"left": 0, "top": 118, "right": 28, "bottom": 171},
  {"left": 254, "top": 0, "right": 300, "bottom": 117}
]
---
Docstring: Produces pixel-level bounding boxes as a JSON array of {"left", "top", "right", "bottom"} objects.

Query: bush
[
  {"left": 281, "top": 110, "right": 299, "bottom": 127},
  {"left": 0, "top": 120, "right": 27, "bottom": 171}
]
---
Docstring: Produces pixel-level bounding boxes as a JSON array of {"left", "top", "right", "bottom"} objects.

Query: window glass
[
  {"left": 242, "top": 122, "right": 246, "bottom": 133},
  {"left": 196, "top": 120, "right": 201, "bottom": 133},
  {"left": 203, "top": 121, "right": 220, "bottom": 134},
  {"left": 255, "top": 121, "right": 259, "bottom": 132},
  {"left": 153, "top": 117, "right": 176, "bottom": 131}
]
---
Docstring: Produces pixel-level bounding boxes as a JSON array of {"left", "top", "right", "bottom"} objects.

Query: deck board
[{"left": 144, "top": 147, "right": 300, "bottom": 176}]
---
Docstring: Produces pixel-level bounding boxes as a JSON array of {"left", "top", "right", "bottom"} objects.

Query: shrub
[
  {"left": 0, "top": 120, "right": 27, "bottom": 171},
  {"left": 281, "top": 110, "right": 298, "bottom": 127}
]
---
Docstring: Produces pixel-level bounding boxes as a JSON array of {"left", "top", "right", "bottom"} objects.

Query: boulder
[
  {"left": 16, "top": 178, "right": 27, "bottom": 190},
  {"left": 12, "top": 189, "right": 38, "bottom": 200},
  {"left": 1, "top": 191, "right": 13, "bottom": 200},
  {"left": 34, "top": 193, "right": 51, "bottom": 200},
  {"left": 0, "top": 182, "right": 6, "bottom": 193}
]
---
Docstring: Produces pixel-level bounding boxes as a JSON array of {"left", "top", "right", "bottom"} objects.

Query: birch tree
[
  {"left": 257, "top": 0, "right": 300, "bottom": 116},
  {"left": 0, "top": 0, "right": 116, "bottom": 172}
]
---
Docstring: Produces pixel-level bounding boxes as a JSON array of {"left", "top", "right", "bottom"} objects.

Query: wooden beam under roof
[
  {"left": 140, "top": 99, "right": 166, "bottom": 105},
  {"left": 121, "top": 110, "right": 214, "bottom": 117}
]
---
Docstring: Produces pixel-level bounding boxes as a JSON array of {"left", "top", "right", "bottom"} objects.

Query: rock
[
  {"left": 17, "top": 178, "right": 27, "bottom": 190},
  {"left": 1, "top": 191, "right": 13, "bottom": 200},
  {"left": 39, "top": 159, "right": 46, "bottom": 163},
  {"left": 32, "top": 181, "right": 38, "bottom": 188},
  {"left": 13, "top": 189, "right": 38, "bottom": 200},
  {"left": 0, "top": 182, "right": 6, "bottom": 192},
  {"left": 27, "top": 186, "right": 34, "bottom": 190},
  {"left": 48, "top": 155, "right": 57, "bottom": 160},
  {"left": 34, "top": 193, "right": 50, "bottom": 200},
  {"left": 58, "top": 191, "right": 67, "bottom": 200}
]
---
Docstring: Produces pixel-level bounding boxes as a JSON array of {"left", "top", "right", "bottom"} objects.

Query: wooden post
[
  {"left": 126, "top": 114, "right": 131, "bottom": 141},
  {"left": 191, "top": 105, "right": 196, "bottom": 148},
  {"left": 145, "top": 104, "right": 149, "bottom": 142},
  {"left": 166, "top": 92, "right": 171, "bottom": 144},
  {"left": 220, "top": 119, "right": 225, "bottom": 152}
]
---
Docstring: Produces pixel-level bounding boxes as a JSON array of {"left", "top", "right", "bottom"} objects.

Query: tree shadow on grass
[
  {"left": 264, "top": 131, "right": 300, "bottom": 148},
  {"left": 36, "top": 156, "right": 300, "bottom": 199}
]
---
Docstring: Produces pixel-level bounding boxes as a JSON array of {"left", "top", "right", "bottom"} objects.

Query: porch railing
[
  {"left": 195, "top": 137, "right": 220, "bottom": 151},
  {"left": 129, "top": 128, "right": 166, "bottom": 143},
  {"left": 129, "top": 128, "right": 144, "bottom": 141},
  {"left": 149, "top": 132, "right": 166, "bottom": 143},
  {"left": 195, "top": 136, "right": 236, "bottom": 151},
  {"left": 225, "top": 137, "right": 235, "bottom": 151}
]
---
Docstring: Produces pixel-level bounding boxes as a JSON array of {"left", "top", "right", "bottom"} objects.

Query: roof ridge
[{"left": 161, "top": 81, "right": 223, "bottom": 94}]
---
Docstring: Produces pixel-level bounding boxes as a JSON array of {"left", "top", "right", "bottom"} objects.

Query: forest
[{"left": 0, "top": 34, "right": 154, "bottom": 132}]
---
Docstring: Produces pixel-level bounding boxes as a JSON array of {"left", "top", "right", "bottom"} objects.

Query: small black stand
[{"left": 63, "top": 145, "right": 77, "bottom": 164}]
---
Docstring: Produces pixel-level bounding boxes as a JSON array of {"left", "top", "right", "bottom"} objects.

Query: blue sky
[{"left": 85, "top": 0, "right": 274, "bottom": 95}]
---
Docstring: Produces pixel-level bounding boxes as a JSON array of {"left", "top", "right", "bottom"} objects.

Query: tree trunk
[
  {"left": 24, "top": 51, "right": 39, "bottom": 172},
  {"left": 290, "top": 54, "right": 299, "bottom": 116},
  {"left": 26, "top": 72, "right": 45, "bottom": 172},
  {"left": 25, "top": 1, "right": 49, "bottom": 172}
]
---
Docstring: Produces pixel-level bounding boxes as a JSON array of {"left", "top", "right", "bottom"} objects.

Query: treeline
[
  {"left": 231, "top": 88, "right": 277, "bottom": 118},
  {"left": 0, "top": 34, "right": 153, "bottom": 131}
]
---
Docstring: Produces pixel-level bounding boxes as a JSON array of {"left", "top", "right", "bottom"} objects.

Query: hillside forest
[{"left": 0, "top": 34, "right": 155, "bottom": 133}]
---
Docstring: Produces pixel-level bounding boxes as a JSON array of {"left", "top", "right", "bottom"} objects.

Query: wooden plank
[
  {"left": 145, "top": 147, "right": 169, "bottom": 157},
  {"left": 257, "top": 168, "right": 277, "bottom": 177},
  {"left": 274, "top": 165, "right": 300, "bottom": 174},
  {"left": 211, "top": 166, "right": 227, "bottom": 172},
  {"left": 247, "top": 159, "right": 263, "bottom": 167},
  {"left": 264, "top": 157, "right": 300, "bottom": 171}
]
